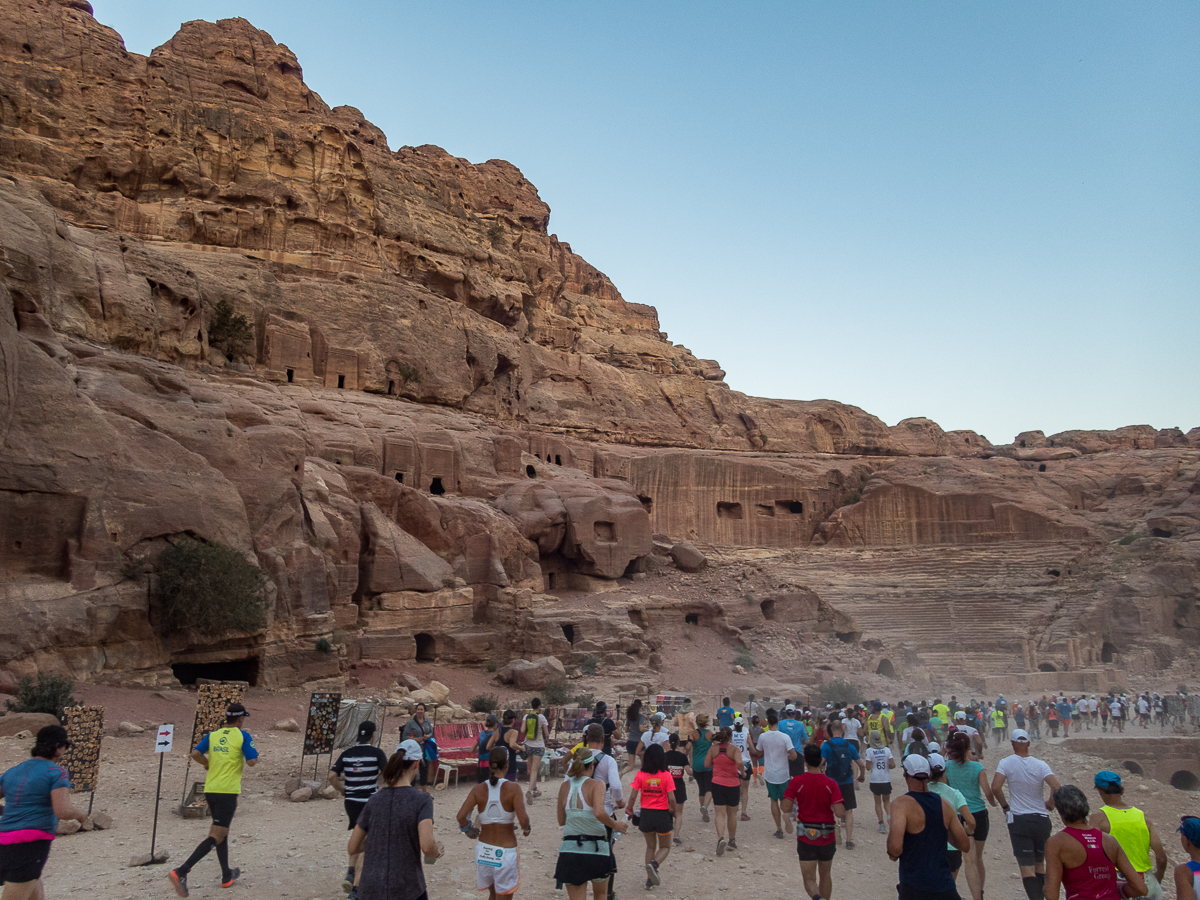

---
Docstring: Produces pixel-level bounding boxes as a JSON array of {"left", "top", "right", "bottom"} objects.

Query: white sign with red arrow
[{"left": 155, "top": 724, "right": 174, "bottom": 754}]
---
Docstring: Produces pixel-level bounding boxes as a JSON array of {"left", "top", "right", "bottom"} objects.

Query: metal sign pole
[
  {"left": 142, "top": 723, "right": 174, "bottom": 866},
  {"left": 150, "top": 753, "right": 165, "bottom": 858}
]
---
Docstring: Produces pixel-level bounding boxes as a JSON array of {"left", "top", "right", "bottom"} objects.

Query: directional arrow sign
[{"left": 155, "top": 724, "right": 174, "bottom": 754}]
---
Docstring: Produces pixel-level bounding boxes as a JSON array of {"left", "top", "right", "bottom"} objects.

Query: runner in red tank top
[{"left": 1043, "top": 786, "right": 1145, "bottom": 900}]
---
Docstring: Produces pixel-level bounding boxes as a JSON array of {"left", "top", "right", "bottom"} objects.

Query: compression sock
[
  {"left": 1022, "top": 876, "right": 1042, "bottom": 900},
  {"left": 214, "top": 839, "right": 231, "bottom": 880},
  {"left": 179, "top": 837, "right": 216, "bottom": 875}
]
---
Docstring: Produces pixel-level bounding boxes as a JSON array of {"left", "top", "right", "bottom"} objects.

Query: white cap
[
  {"left": 1010, "top": 729, "right": 1030, "bottom": 743},
  {"left": 395, "top": 738, "right": 423, "bottom": 761},
  {"left": 785, "top": 704, "right": 796, "bottom": 711},
  {"left": 927, "top": 742, "right": 940, "bottom": 753},
  {"left": 882, "top": 702, "right": 889, "bottom": 707},
  {"left": 903, "top": 755, "right": 931, "bottom": 778},
  {"left": 954, "top": 711, "right": 966, "bottom": 720},
  {"left": 928, "top": 752, "right": 946, "bottom": 771}
]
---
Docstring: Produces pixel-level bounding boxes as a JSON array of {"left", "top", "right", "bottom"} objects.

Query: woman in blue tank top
[{"left": 687, "top": 714, "right": 714, "bottom": 823}]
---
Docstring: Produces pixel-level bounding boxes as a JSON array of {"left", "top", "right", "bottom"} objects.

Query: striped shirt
[{"left": 331, "top": 744, "right": 388, "bottom": 802}]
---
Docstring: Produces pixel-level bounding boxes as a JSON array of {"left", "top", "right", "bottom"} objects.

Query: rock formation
[{"left": 0, "top": 0, "right": 1196, "bottom": 689}]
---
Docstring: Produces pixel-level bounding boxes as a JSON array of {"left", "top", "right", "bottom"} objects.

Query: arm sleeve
[
  {"left": 331, "top": 751, "right": 346, "bottom": 775},
  {"left": 830, "top": 780, "right": 845, "bottom": 804},
  {"left": 51, "top": 765, "right": 71, "bottom": 791},
  {"left": 240, "top": 730, "right": 259, "bottom": 760},
  {"left": 195, "top": 734, "right": 210, "bottom": 754},
  {"left": 418, "top": 793, "right": 434, "bottom": 823}
]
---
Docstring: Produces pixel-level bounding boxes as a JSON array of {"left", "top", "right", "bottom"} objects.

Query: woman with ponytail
[
  {"left": 0, "top": 725, "right": 88, "bottom": 896},
  {"left": 554, "top": 747, "right": 629, "bottom": 899},
  {"left": 456, "top": 746, "right": 531, "bottom": 898}
]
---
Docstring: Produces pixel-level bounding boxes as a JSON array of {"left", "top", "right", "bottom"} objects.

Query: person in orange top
[{"left": 628, "top": 743, "right": 678, "bottom": 889}]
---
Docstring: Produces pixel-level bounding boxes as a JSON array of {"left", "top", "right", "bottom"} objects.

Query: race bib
[{"left": 476, "top": 844, "right": 505, "bottom": 868}]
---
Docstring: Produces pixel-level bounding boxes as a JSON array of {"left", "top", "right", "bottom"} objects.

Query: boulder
[
  {"left": 273, "top": 718, "right": 301, "bottom": 732},
  {"left": 283, "top": 776, "right": 302, "bottom": 795},
  {"left": 128, "top": 851, "right": 170, "bottom": 867},
  {"left": 0, "top": 713, "right": 60, "bottom": 737},
  {"left": 289, "top": 787, "right": 313, "bottom": 802},
  {"left": 360, "top": 503, "right": 454, "bottom": 593},
  {"left": 90, "top": 811, "right": 114, "bottom": 830},
  {"left": 56, "top": 818, "right": 81, "bottom": 835},
  {"left": 316, "top": 784, "right": 338, "bottom": 800},
  {"left": 670, "top": 541, "right": 707, "bottom": 573},
  {"left": 732, "top": 664, "right": 747, "bottom": 675},
  {"left": 408, "top": 689, "right": 437, "bottom": 706},
  {"left": 427, "top": 681, "right": 451, "bottom": 705},
  {"left": 0, "top": 670, "right": 18, "bottom": 695},
  {"left": 497, "top": 657, "right": 567, "bottom": 691},
  {"left": 117, "top": 721, "right": 144, "bottom": 735},
  {"left": 397, "top": 672, "right": 423, "bottom": 691}
]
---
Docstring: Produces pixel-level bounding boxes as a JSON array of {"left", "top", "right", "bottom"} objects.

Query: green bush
[
  {"left": 315, "top": 637, "right": 333, "bottom": 654},
  {"left": 153, "top": 539, "right": 269, "bottom": 638},
  {"left": 818, "top": 679, "right": 865, "bottom": 706},
  {"left": 485, "top": 660, "right": 498, "bottom": 673},
  {"left": 580, "top": 655, "right": 599, "bottom": 676},
  {"left": 7, "top": 672, "right": 76, "bottom": 720},
  {"left": 486, "top": 222, "right": 505, "bottom": 247},
  {"left": 543, "top": 677, "right": 571, "bottom": 706},
  {"left": 1178, "top": 684, "right": 1189, "bottom": 695},
  {"left": 1117, "top": 533, "right": 1138, "bottom": 546},
  {"left": 469, "top": 693, "right": 499, "bottom": 713},
  {"left": 734, "top": 648, "right": 756, "bottom": 671},
  {"left": 573, "top": 692, "right": 596, "bottom": 710},
  {"left": 207, "top": 299, "right": 253, "bottom": 357}
]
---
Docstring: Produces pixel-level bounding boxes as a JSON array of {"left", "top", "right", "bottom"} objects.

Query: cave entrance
[
  {"left": 1122, "top": 760, "right": 1145, "bottom": 776},
  {"left": 760, "top": 599, "right": 777, "bottom": 621},
  {"left": 776, "top": 500, "right": 804, "bottom": 515},
  {"left": 685, "top": 613, "right": 699, "bottom": 626},
  {"left": 171, "top": 658, "right": 260, "bottom": 687},
  {"left": 1038, "top": 463, "right": 1047, "bottom": 472},
  {"left": 395, "top": 472, "right": 404, "bottom": 483},
  {"left": 526, "top": 465, "right": 537, "bottom": 478},
  {"left": 561, "top": 624, "right": 576, "bottom": 646},
  {"left": 717, "top": 502, "right": 743, "bottom": 520},
  {"left": 286, "top": 368, "right": 294, "bottom": 383},
  {"left": 555, "top": 455, "right": 562, "bottom": 466},
  {"left": 628, "top": 609, "right": 647, "bottom": 629},
  {"left": 1172, "top": 770, "right": 1200, "bottom": 791},
  {"left": 415, "top": 632, "right": 436, "bottom": 662},
  {"left": 337, "top": 375, "right": 346, "bottom": 389},
  {"left": 388, "top": 380, "right": 396, "bottom": 395},
  {"left": 546, "top": 572, "right": 557, "bottom": 590},
  {"left": 1038, "top": 662, "right": 1058, "bottom": 672},
  {"left": 429, "top": 477, "right": 445, "bottom": 495},
  {"left": 1101, "top": 642, "right": 1116, "bottom": 663},
  {"left": 638, "top": 495, "right": 653, "bottom": 514},
  {"left": 876, "top": 658, "right": 896, "bottom": 678}
]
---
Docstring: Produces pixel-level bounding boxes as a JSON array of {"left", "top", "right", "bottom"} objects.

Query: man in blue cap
[
  {"left": 1090, "top": 769, "right": 1167, "bottom": 899},
  {"left": 1174, "top": 815, "right": 1200, "bottom": 899}
]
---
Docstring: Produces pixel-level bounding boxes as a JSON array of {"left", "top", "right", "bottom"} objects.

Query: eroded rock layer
[{"left": 0, "top": 0, "right": 1197, "bottom": 688}]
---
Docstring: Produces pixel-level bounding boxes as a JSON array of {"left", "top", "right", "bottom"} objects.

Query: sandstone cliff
[{"left": 0, "top": 0, "right": 1196, "bottom": 688}]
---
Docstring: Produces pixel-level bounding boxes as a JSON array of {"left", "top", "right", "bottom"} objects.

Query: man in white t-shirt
[
  {"left": 757, "top": 709, "right": 798, "bottom": 839},
  {"left": 991, "top": 729, "right": 1061, "bottom": 900}
]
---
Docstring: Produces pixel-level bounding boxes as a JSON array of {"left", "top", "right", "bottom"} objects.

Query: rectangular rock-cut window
[
  {"left": 594, "top": 521, "right": 616, "bottom": 543},
  {"left": 756, "top": 504, "right": 776, "bottom": 517},
  {"left": 776, "top": 500, "right": 804, "bottom": 515},
  {"left": 717, "top": 502, "right": 743, "bottom": 520}
]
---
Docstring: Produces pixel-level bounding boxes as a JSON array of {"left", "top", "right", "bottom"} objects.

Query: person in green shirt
[
  {"left": 933, "top": 700, "right": 951, "bottom": 724},
  {"left": 991, "top": 707, "right": 1008, "bottom": 743},
  {"left": 170, "top": 703, "right": 259, "bottom": 897},
  {"left": 1089, "top": 770, "right": 1167, "bottom": 899}
]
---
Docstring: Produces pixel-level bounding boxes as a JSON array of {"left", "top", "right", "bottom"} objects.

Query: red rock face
[{"left": 0, "top": 1, "right": 1196, "bottom": 687}]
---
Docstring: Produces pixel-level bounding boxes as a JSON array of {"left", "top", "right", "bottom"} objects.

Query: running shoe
[
  {"left": 845, "top": 841, "right": 855, "bottom": 850},
  {"left": 646, "top": 861, "right": 660, "bottom": 886},
  {"left": 343, "top": 868, "right": 355, "bottom": 893},
  {"left": 727, "top": 839, "right": 737, "bottom": 850},
  {"left": 221, "top": 868, "right": 241, "bottom": 888},
  {"left": 701, "top": 807, "right": 709, "bottom": 823},
  {"left": 716, "top": 837, "right": 727, "bottom": 856},
  {"left": 348, "top": 890, "right": 357, "bottom": 900},
  {"left": 645, "top": 879, "right": 654, "bottom": 891},
  {"left": 673, "top": 837, "right": 682, "bottom": 846},
  {"left": 774, "top": 828, "right": 784, "bottom": 839},
  {"left": 168, "top": 870, "right": 189, "bottom": 898},
  {"left": 878, "top": 821, "right": 887, "bottom": 833},
  {"left": 740, "top": 813, "right": 750, "bottom": 821}
]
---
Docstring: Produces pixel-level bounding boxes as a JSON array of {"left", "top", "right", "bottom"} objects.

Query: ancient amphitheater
[{"left": 1, "top": 0, "right": 1197, "bottom": 697}]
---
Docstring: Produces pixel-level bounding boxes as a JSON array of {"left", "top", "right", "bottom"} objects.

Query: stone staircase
[{"left": 776, "top": 542, "right": 1093, "bottom": 673}]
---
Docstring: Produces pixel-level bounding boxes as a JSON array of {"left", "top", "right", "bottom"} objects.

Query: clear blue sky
[{"left": 96, "top": 1, "right": 1198, "bottom": 445}]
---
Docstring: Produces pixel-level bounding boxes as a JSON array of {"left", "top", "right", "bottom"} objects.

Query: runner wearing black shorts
[
  {"left": 664, "top": 734, "right": 690, "bottom": 846},
  {"left": 330, "top": 721, "right": 388, "bottom": 897}
]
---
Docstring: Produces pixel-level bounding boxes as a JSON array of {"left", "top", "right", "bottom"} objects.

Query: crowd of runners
[{"left": 6, "top": 691, "right": 1200, "bottom": 900}]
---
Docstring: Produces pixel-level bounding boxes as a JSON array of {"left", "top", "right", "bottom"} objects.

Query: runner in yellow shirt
[{"left": 170, "top": 703, "right": 259, "bottom": 897}]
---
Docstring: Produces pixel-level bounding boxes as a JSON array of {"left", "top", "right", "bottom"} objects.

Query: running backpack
[
  {"left": 824, "top": 741, "right": 853, "bottom": 782},
  {"left": 424, "top": 737, "right": 439, "bottom": 762},
  {"left": 525, "top": 713, "right": 540, "bottom": 741}
]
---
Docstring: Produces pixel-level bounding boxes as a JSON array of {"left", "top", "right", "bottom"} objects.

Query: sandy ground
[{"left": 4, "top": 685, "right": 1200, "bottom": 900}]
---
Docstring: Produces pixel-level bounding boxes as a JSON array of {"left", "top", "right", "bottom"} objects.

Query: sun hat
[
  {"left": 903, "top": 755, "right": 931, "bottom": 778},
  {"left": 396, "top": 739, "right": 423, "bottom": 760}
]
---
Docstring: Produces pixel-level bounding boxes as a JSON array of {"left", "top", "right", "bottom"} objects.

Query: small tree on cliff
[
  {"left": 207, "top": 299, "right": 253, "bottom": 359},
  {"left": 152, "top": 539, "right": 269, "bottom": 638}
]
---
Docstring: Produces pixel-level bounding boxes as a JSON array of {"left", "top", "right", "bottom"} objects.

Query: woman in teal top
[
  {"left": 554, "top": 748, "right": 627, "bottom": 899},
  {"left": 687, "top": 713, "right": 714, "bottom": 823},
  {"left": 945, "top": 732, "right": 997, "bottom": 900}
]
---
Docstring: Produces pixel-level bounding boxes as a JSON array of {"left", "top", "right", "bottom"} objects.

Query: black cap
[
  {"left": 356, "top": 721, "right": 377, "bottom": 741},
  {"left": 595, "top": 701, "right": 607, "bottom": 714},
  {"left": 226, "top": 702, "right": 249, "bottom": 718}
]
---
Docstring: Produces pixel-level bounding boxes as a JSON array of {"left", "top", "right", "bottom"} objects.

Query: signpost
[{"left": 141, "top": 724, "right": 173, "bottom": 866}]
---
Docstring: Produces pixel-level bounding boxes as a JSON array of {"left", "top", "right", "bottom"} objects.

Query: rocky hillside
[{"left": 0, "top": 0, "right": 1196, "bottom": 688}]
